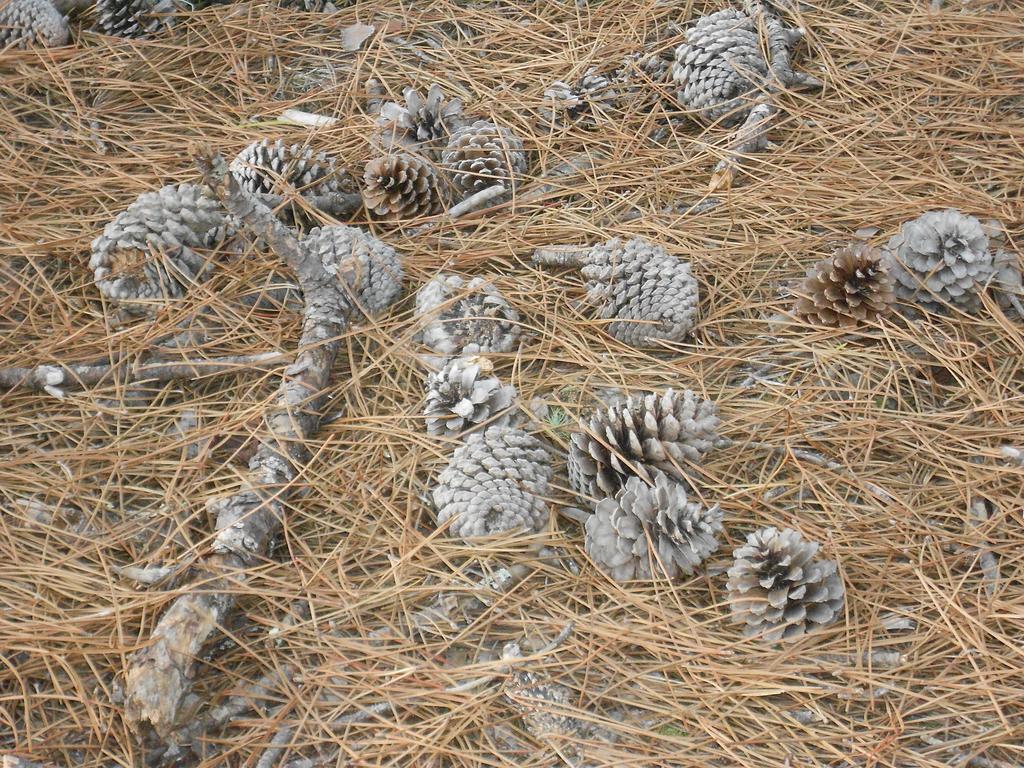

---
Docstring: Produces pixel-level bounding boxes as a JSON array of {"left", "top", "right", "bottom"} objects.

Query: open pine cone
[
  {"left": 544, "top": 69, "right": 618, "bottom": 127},
  {"left": 93, "top": 0, "right": 220, "bottom": 37},
  {"left": 0, "top": 0, "right": 68, "bottom": 48},
  {"left": 727, "top": 527, "right": 845, "bottom": 642},
  {"left": 424, "top": 357, "right": 516, "bottom": 438},
  {"left": 585, "top": 472, "right": 722, "bottom": 582},
  {"left": 882, "top": 209, "right": 1001, "bottom": 314},
  {"left": 533, "top": 237, "right": 699, "bottom": 347},
  {"left": 569, "top": 389, "right": 719, "bottom": 502},
  {"left": 362, "top": 153, "right": 445, "bottom": 222},
  {"left": 432, "top": 426, "right": 552, "bottom": 539},
  {"left": 89, "top": 183, "right": 233, "bottom": 314},
  {"left": 299, "top": 226, "right": 404, "bottom": 317},
  {"left": 229, "top": 139, "right": 356, "bottom": 225},
  {"left": 794, "top": 242, "right": 894, "bottom": 327},
  {"left": 415, "top": 274, "right": 521, "bottom": 356},
  {"left": 377, "top": 83, "right": 464, "bottom": 156},
  {"left": 441, "top": 120, "right": 527, "bottom": 209}
]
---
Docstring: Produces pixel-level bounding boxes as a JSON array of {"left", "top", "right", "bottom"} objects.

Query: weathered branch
[
  {"left": 124, "top": 152, "right": 365, "bottom": 739},
  {"left": 255, "top": 191, "right": 363, "bottom": 219},
  {"left": 0, "top": 350, "right": 289, "bottom": 398},
  {"left": 710, "top": 100, "right": 777, "bottom": 192}
]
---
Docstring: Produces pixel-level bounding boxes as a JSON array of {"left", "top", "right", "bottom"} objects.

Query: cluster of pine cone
[
  {"left": 363, "top": 85, "right": 528, "bottom": 221},
  {"left": 792, "top": 209, "right": 1021, "bottom": 327}
]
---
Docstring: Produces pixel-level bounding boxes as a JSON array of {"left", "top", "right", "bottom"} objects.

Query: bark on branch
[{"left": 123, "top": 151, "right": 388, "bottom": 740}]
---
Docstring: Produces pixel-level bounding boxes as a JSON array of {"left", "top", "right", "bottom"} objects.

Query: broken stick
[{"left": 123, "top": 151, "right": 404, "bottom": 739}]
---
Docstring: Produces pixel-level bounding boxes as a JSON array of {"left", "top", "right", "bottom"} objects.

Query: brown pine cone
[
  {"left": 794, "top": 242, "right": 895, "bottom": 327},
  {"left": 362, "top": 153, "right": 445, "bottom": 222}
]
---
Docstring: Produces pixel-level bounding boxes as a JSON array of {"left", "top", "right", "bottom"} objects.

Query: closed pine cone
[
  {"left": 672, "top": 8, "right": 814, "bottom": 126},
  {"left": 672, "top": 9, "right": 767, "bottom": 125},
  {"left": 424, "top": 357, "right": 516, "bottom": 438},
  {"left": 544, "top": 69, "right": 618, "bottom": 126},
  {"left": 727, "top": 527, "right": 845, "bottom": 642},
  {"left": 377, "top": 83, "right": 464, "bottom": 156},
  {"left": 0, "top": 0, "right": 68, "bottom": 48},
  {"left": 441, "top": 120, "right": 527, "bottom": 209},
  {"left": 362, "top": 153, "right": 445, "bottom": 222},
  {"left": 533, "top": 237, "right": 699, "bottom": 347},
  {"left": 432, "top": 426, "right": 552, "bottom": 539},
  {"left": 882, "top": 209, "right": 1000, "bottom": 314},
  {"left": 585, "top": 472, "right": 722, "bottom": 582},
  {"left": 568, "top": 388, "right": 719, "bottom": 501},
  {"left": 794, "top": 242, "right": 894, "bottom": 327},
  {"left": 89, "top": 183, "right": 232, "bottom": 314},
  {"left": 230, "top": 139, "right": 356, "bottom": 225},
  {"left": 298, "top": 226, "right": 404, "bottom": 317},
  {"left": 415, "top": 274, "right": 521, "bottom": 356}
]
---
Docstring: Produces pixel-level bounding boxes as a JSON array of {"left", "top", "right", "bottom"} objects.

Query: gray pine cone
[
  {"left": 299, "top": 226, "right": 404, "bottom": 317},
  {"left": 415, "top": 274, "right": 521, "bottom": 356},
  {"left": 93, "top": 0, "right": 212, "bottom": 37},
  {"left": 432, "top": 426, "right": 552, "bottom": 539},
  {"left": 568, "top": 388, "right": 719, "bottom": 501},
  {"left": 441, "top": 120, "right": 527, "bottom": 209},
  {"left": 377, "top": 83, "right": 464, "bottom": 156},
  {"left": 0, "top": 0, "right": 68, "bottom": 48},
  {"left": 276, "top": 0, "right": 340, "bottom": 10},
  {"left": 362, "top": 152, "right": 445, "bottom": 222},
  {"left": 672, "top": 8, "right": 814, "bottom": 126},
  {"left": 882, "top": 209, "right": 1000, "bottom": 314},
  {"left": 727, "top": 526, "right": 845, "bottom": 642},
  {"left": 533, "top": 237, "right": 699, "bottom": 347},
  {"left": 585, "top": 472, "right": 722, "bottom": 582},
  {"left": 89, "top": 183, "right": 232, "bottom": 314},
  {"left": 544, "top": 69, "right": 618, "bottom": 126},
  {"left": 229, "top": 138, "right": 356, "bottom": 225},
  {"left": 617, "top": 50, "right": 673, "bottom": 87},
  {"left": 424, "top": 357, "right": 516, "bottom": 437}
]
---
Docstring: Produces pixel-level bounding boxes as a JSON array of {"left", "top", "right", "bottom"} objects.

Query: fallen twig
[
  {"left": 0, "top": 350, "right": 289, "bottom": 398},
  {"left": 123, "top": 151, "right": 400, "bottom": 739}
]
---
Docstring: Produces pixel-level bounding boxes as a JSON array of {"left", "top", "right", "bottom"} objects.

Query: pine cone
[
  {"left": 89, "top": 183, "right": 232, "bottom": 314},
  {"left": 672, "top": 9, "right": 766, "bottom": 125},
  {"left": 424, "top": 357, "right": 516, "bottom": 437},
  {"left": 544, "top": 69, "right": 617, "bottom": 126},
  {"left": 377, "top": 83, "right": 464, "bottom": 156},
  {"left": 882, "top": 209, "right": 998, "bottom": 314},
  {"left": 276, "top": 0, "right": 339, "bottom": 10},
  {"left": 93, "top": 0, "right": 217, "bottom": 37},
  {"left": 432, "top": 426, "right": 552, "bottom": 539},
  {"left": 299, "top": 226, "right": 404, "bottom": 317},
  {"left": 502, "top": 648, "right": 585, "bottom": 741},
  {"left": 568, "top": 389, "right": 719, "bottom": 501},
  {"left": 0, "top": 0, "right": 68, "bottom": 48},
  {"left": 229, "top": 139, "right": 356, "bottom": 225},
  {"left": 533, "top": 237, "right": 699, "bottom": 347},
  {"left": 441, "top": 120, "right": 527, "bottom": 209},
  {"left": 794, "top": 242, "right": 894, "bottom": 327},
  {"left": 585, "top": 472, "right": 722, "bottom": 582},
  {"left": 617, "top": 50, "right": 672, "bottom": 86},
  {"left": 415, "top": 274, "right": 521, "bottom": 356},
  {"left": 362, "top": 153, "right": 445, "bottom": 222},
  {"left": 727, "top": 527, "right": 845, "bottom": 642}
]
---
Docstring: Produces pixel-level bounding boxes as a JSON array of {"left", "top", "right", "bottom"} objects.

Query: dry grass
[{"left": 2, "top": 0, "right": 1023, "bottom": 765}]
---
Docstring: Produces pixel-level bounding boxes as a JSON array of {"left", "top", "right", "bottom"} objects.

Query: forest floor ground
[{"left": 1, "top": 0, "right": 1022, "bottom": 766}]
